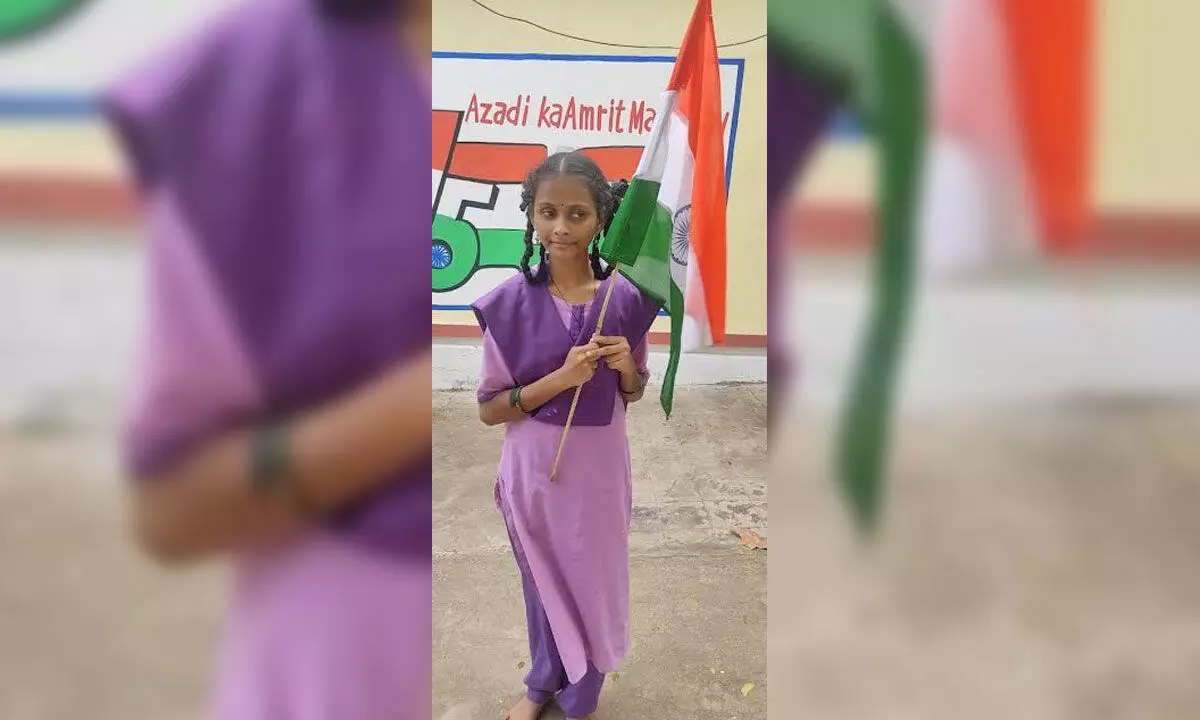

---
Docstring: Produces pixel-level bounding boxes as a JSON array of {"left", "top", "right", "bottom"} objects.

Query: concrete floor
[
  {"left": 0, "top": 431, "right": 226, "bottom": 719},
  {"left": 433, "top": 386, "right": 769, "bottom": 719},
  {"left": 7, "top": 394, "right": 1198, "bottom": 719},
  {"left": 770, "top": 403, "right": 1200, "bottom": 720},
  {"left": 0, "top": 384, "right": 768, "bottom": 720}
]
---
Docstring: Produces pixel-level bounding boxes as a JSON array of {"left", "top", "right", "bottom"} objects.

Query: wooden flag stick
[{"left": 550, "top": 265, "right": 622, "bottom": 482}]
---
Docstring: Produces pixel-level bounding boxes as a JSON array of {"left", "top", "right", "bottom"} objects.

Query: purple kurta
[
  {"left": 106, "top": 0, "right": 431, "bottom": 717},
  {"left": 475, "top": 272, "right": 655, "bottom": 687}
]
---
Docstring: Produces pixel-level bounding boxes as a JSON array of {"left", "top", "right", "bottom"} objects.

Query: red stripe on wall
[
  {"left": 432, "top": 109, "right": 463, "bottom": 174},
  {"left": 2, "top": 176, "right": 1197, "bottom": 262},
  {"left": 787, "top": 203, "right": 1200, "bottom": 260},
  {"left": 447, "top": 143, "right": 546, "bottom": 183},
  {"left": 576, "top": 146, "right": 644, "bottom": 181},
  {"left": 0, "top": 176, "right": 137, "bottom": 226}
]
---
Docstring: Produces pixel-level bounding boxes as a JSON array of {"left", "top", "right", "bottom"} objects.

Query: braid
[
  {"left": 590, "top": 238, "right": 614, "bottom": 280},
  {"left": 518, "top": 219, "right": 537, "bottom": 284},
  {"left": 536, "top": 243, "right": 549, "bottom": 282},
  {"left": 519, "top": 171, "right": 549, "bottom": 285},
  {"left": 590, "top": 178, "right": 629, "bottom": 279},
  {"left": 604, "top": 179, "right": 630, "bottom": 236}
]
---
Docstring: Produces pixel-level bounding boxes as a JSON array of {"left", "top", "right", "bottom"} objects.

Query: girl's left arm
[{"left": 620, "top": 338, "right": 651, "bottom": 403}]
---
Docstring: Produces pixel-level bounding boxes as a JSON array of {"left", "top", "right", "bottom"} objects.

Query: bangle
[
  {"left": 250, "top": 422, "right": 315, "bottom": 516},
  {"left": 250, "top": 422, "right": 287, "bottom": 493},
  {"left": 509, "top": 386, "right": 530, "bottom": 414},
  {"left": 620, "top": 374, "right": 644, "bottom": 396}
]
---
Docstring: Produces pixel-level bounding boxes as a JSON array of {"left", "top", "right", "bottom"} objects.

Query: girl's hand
[
  {"left": 557, "top": 342, "right": 601, "bottom": 388},
  {"left": 593, "top": 334, "right": 636, "bottom": 376}
]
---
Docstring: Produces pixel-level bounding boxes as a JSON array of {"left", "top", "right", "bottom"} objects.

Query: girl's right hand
[{"left": 557, "top": 342, "right": 601, "bottom": 388}]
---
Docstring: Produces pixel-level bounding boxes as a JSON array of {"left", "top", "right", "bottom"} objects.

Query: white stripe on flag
[
  {"left": 635, "top": 92, "right": 678, "bottom": 181},
  {"left": 658, "top": 107, "right": 705, "bottom": 351}
]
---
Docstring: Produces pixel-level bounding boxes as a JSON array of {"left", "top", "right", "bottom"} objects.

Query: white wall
[
  {"left": 7, "top": 237, "right": 1197, "bottom": 429},
  {"left": 789, "top": 259, "right": 1200, "bottom": 416},
  {"left": 0, "top": 0, "right": 237, "bottom": 92},
  {"left": 0, "top": 234, "right": 766, "bottom": 430}
]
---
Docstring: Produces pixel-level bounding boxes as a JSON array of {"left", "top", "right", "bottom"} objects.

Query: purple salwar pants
[
  {"left": 516, "top": 558, "right": 606, "bottom": 716},
  {"left": 499, "top": 484, "right": 606, "bottom": 717}
]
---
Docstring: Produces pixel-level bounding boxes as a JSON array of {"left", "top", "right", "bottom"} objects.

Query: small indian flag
[{"left": 600, "top": 0, "right": 728, "bottom": 418}]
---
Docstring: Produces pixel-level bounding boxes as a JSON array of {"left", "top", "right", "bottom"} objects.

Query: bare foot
[{"left": 504, "top": 695, "right": 545, "bottom": 720}]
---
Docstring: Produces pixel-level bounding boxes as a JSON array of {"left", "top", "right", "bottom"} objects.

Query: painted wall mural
[
  {"left": 0, "top": 0, "right": 92, "bottom": 44},
  {"left": 431, "top": 52, "right": 746, "bottom": 310}
]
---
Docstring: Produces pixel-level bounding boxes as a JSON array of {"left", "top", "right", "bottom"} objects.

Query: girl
[
  {"left": 103, "top": 0, "right": 433, "bottom": 717},
  {"left": 471, "top": 152, "right": 662, "bottom": 719}
]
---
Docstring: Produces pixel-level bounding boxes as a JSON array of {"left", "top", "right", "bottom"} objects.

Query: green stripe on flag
[
  {"left": 834, "top": 2, "right": 924, "bottom": 536},
  {"left": 600, "top": 176, "right": 682, "bottom": 418},
  {"left": 603, "top": 177, "right": 667, "bottom": 272},
  {"left": 769, "top": 0, "right": 925, "bottom": 537},
  {"left": 660, "top": 281, "right": 685, "bottom": 419}
]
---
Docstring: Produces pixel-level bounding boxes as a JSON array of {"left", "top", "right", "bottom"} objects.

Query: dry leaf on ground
[{"left": 731, "top": 527, "right": 767, "bottom": 550}]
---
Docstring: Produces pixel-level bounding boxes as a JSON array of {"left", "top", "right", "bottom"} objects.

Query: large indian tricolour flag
[
  {"left": 771, "top": 0, "right": 1090, "bottom": 533},
  {"left": 600, "top": 0, "right": 727, "bottom": 419}
]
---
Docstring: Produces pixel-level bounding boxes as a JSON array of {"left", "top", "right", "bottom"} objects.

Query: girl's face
[{"left": 530, "top": 175, "right": 601, "bottom": 263}]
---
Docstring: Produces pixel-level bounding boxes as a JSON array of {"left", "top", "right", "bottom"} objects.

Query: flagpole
[{"left": 549, "top": 264, "right": 622, "bottom": 482}]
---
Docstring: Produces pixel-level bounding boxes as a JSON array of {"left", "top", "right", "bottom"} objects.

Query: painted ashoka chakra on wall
[{"left": 432, "top": 239, "right": 453, "bottom": 270}]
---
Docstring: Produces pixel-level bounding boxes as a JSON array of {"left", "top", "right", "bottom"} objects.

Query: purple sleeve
[
  {"left": 621, "top": 336, "right": 651, "bottom": 408},
  {"left": 633, "top": 336, "right": 650, "bottom": 378},
  {"left": 476, "top": 328, "right": 516, "bottom": 404},
  {"left": 119, "top": 189, "right": 263, "bottom": 479}
]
